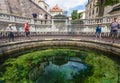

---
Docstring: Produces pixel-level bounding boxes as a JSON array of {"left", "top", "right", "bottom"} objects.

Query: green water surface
[{"left": 0, "top": 49, "right": 119, "bottom": 83}]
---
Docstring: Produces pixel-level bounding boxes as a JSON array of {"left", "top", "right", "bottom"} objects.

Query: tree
[
  {"left": 97, "top": 0, "right": 119, "bottom": 17},
  {"left": 71, "top": 10, "right": 78, "bottom": 20}
]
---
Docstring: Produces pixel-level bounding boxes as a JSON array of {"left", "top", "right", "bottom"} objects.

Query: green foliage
[
  {"left": 96, "top": 0, "right": 119, "bottom": 6},
  {"left": 0, "top": 49, "right": 119, "bottom": 83},
  {"left": 71, "top": 10, "right": 79, "bottom": 20},
  {"left": 104, "top": 0, "right": 119, "bottom": 6},
  {"left": 84, "top": 51, "right": 118, "bottom": 83}
]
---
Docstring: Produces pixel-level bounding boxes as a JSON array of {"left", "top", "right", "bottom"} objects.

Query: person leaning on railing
[
  {"left": 6, "top": 24, "right": 14, "bottom": 42},
  {"left": 110, "top": 18, "right": 120, "bottom": 43}
]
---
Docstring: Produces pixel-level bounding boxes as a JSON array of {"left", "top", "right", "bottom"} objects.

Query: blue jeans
[
  {"left": 8, "top": 32, "right": 14, "bottom": 42},
  {"left": 25, "top": 31, "right": 30, "bottom": 36},
  {"left": 111, "top": 30, "right": 118, "bottom": 37}
]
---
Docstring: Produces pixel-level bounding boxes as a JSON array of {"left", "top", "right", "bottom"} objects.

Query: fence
[{"left": 0, "top": 13, "right": 120, "bottom": 39}]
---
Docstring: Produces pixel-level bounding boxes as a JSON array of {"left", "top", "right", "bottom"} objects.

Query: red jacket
[{"left": 24, "top": 23, "right": 29, "bottom": 32}]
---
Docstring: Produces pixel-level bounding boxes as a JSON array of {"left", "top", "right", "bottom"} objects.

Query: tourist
[
  {"left": 6, "top": 24, "right": 14, "bottom": 42},
  {"left": 24, "top": 22, "right": 30, "bottom": 38},
  {"left": 95, "top": 23, "right": 102, "bottom": 40},
  {"left": 110, "top": 18, "right": 119, "bottom": 43}
]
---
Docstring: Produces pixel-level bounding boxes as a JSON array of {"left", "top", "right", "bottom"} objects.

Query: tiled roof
[{"left": 50, "top": 4, "right": 62, "bottom": 12}]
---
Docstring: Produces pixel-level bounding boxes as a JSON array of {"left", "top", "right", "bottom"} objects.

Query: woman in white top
[{"left": 6, "top": 24, "right": 14, "bottom": 42}]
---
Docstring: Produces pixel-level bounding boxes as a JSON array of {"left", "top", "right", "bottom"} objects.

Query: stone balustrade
[
  {"left": 0, "top": 13, "right": 10, "bottom": 22},
  {"left": 0, "top": 13, "right": 120, "bottom": 39},
  {"left": 0, "top": 13, "right": 51, "bottom": 24},
  {"left": 0, "top": 12, "right": 120, "bottom": 25},
  {"left": 71, "top": 14, "right": 120, "bottom": 25}
]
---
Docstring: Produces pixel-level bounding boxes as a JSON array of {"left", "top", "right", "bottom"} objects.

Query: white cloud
[{"left": 45, "top": 0, "right": 88, "bottom": 11}]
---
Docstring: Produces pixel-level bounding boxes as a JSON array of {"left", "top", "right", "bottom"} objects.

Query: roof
[
  {"left": 109, "top": 4, "right": 120, "bottom": 13},
  {"left": 50, "top": 4, "right": 62, "bottom": 12}
]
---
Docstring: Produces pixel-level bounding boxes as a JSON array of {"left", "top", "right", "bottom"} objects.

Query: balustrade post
[
  {"left": 30, "top": 18, "right": 34, "bottom": 24},
  {"left": 51, "top": 19, "right": 55, "bottom": 29},
  {"left": 10, "top": 15, "right": 15, "bottom": 22}
]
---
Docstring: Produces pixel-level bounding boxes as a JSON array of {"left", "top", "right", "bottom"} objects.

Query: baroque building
[
  {"left": 85, "top": 0, "right": 98, "bottom": 19},
  {"left": 50, "top": 4, "right": 63, "bottom": 16},
  {"left": 33, "top": 0, "right": 49, "bottom": 12},
  {"left": 85, "top": 0, "right": 120, "bottom": 19}
]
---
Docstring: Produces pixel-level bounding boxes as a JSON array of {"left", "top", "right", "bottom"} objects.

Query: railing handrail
[{"left": 0, "top": 12, "right": 120, "bottom": 26}]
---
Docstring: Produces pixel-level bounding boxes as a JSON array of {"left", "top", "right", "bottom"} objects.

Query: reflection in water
[{"left": 32, "top": 60, "right": 87, "bottom": 83}]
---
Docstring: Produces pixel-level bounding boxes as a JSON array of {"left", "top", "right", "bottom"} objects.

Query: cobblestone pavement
[{"left": 0, "top": 35, "right": 120, "bottom": 44}]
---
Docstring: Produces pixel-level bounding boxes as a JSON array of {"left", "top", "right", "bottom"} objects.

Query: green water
[
  {"left": 35, "top": 61, "right": 87, "bottom": 83},
  {"left": 0, "top": 49, "right": 119, "bottom": 83}
]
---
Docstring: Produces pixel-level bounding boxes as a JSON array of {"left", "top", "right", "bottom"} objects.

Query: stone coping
[{"left": 0, "top": 39, "right": 120, "bottom": 58}]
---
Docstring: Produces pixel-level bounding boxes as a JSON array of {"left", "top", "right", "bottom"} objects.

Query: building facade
[
  {"left": 85, "top": 0, "right": 120, "bottom": 19},
  {"left": 33, "top": 0, "right": 49, "bottom": 12},
  {"left": 85, "top": 0, "right": 98, "bottom": 19},
  {"left": 78, "top": 10, "right": 85, "bottom": 19},
  {"left": 0, "top": 0, "right": 51, "bottom": 19}
]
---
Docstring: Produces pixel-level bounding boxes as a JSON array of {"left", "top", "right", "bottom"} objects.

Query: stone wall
[
  {"left": 0, "top": 0, "right": 51, "bottom": 19},
  {"left": 0, "top": 40, "right": 120, "bottom": 59}
]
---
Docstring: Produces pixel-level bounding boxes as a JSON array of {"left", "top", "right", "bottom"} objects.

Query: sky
[{"left": 44, "top": 0, "right": 88, "bottom": 16}]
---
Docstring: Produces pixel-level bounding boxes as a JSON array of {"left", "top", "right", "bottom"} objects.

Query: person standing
[
  {"left": 24, "top": 22, "right": 30, "bottom": 38},
  {"left": 6, "top": 24, "right": 14, "bottom": 42},
  {"left": 95, "top": 23, "right": 102, "bottom": 40},
  {"left": 110, "top": 18, "right": 119, "bottom": 43}
]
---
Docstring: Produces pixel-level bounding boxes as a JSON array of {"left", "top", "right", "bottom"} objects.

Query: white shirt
[{"left": 6, "top": 26, "right": 13, "bottom": 32}]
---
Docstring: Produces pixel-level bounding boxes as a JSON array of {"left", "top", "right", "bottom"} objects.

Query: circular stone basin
[{"left": 0, "top": 49, "right": 119, "bottom": 83}]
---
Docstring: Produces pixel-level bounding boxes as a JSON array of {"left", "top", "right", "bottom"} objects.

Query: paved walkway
[{"left": 0, "top": 35, "right": 120, "bottom": 45}]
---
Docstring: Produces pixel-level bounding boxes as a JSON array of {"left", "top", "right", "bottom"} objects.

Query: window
[
  {"left": 45, "top": 6, "right": 47, "bottom": 10},
  {"left": 96, "top": 7, "right": 98, "bottom": 13},
  {"left": 90, "top": 4, "right": 91, "bottom": 8},
  {"left": 89, "top": 12, "right": 91, "bottom": 16},
  {"left": 92, "top": 9, "right": 94, "bottom": 14}
]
